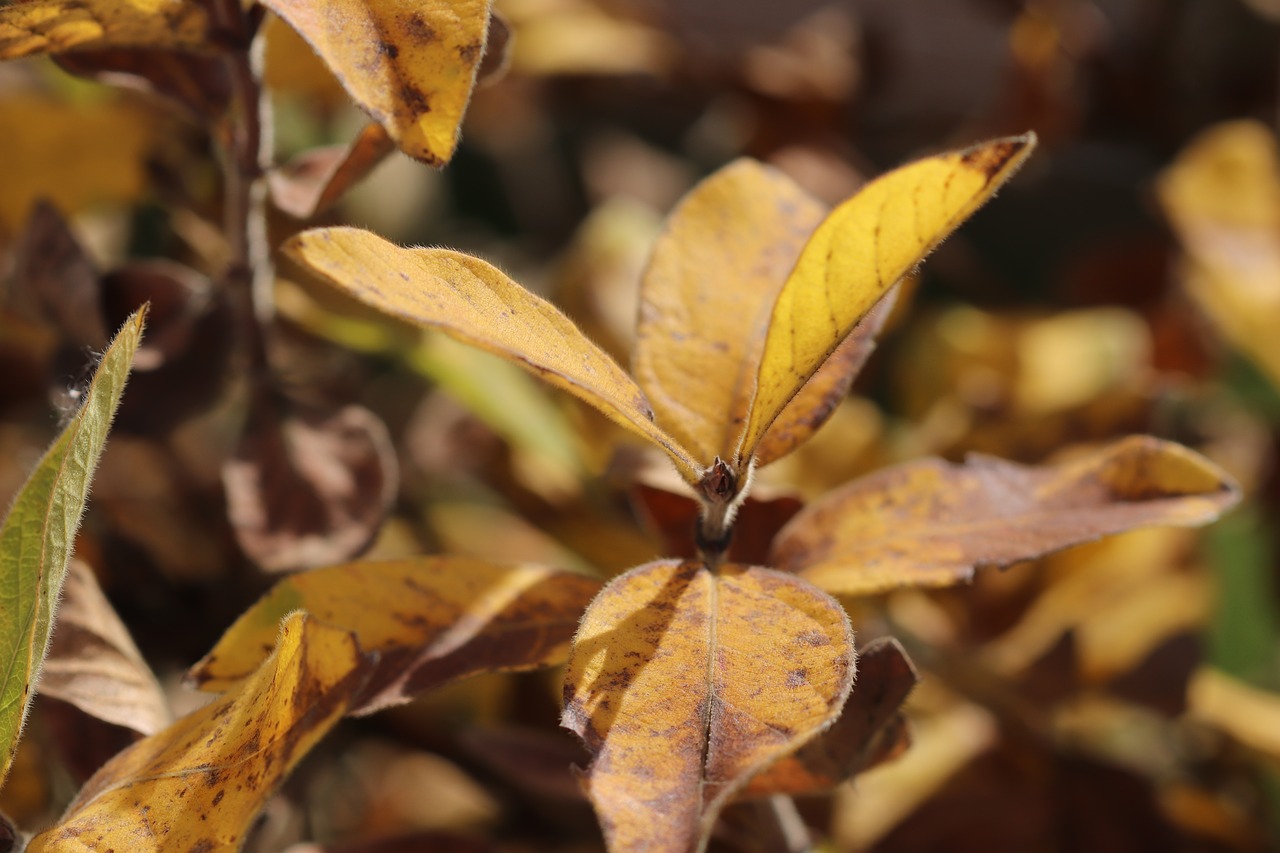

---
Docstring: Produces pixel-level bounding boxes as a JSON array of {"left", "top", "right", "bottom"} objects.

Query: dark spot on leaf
[
  {"left": 959, "top": 140, "right": 1023, "bottom": 177},
  {"left": 786, "top": 668, "right": 808, "bottom": 688},
  {"left": 212, "top": 790, "right": 225, "bottom": 807},
  {"left": 457, "top": 41, "right": 482, "bottom": 64},
  {"left": 403, "top": 13, "right": 437, "bottom": 43},
  {"left": 378, "top": 41, "right": 399, "bottom": 60},
  {"left": 399, "top": 82, "right": 431, "bottom": 115}
]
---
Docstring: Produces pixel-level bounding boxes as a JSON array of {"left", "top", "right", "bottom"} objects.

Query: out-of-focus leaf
[
  {"left": 460, "top": 725, "right": 589, "bottom": 801},
  {"left": 504, "top": 0, "right": 675, "bottom": 76},
  {"left": 223, "top": 394, "right": 398, "bottom": 572},
  {"left": 39, "top": 560, "right": 169, "bottom": 736},
  {"left": 269, "top": 123, "right": 397, "bottom": 219},
  {"left": 54, "top": 49, "right": 230, "bottom": 119},
  {"left": 28, "top": 612, "right": 367, "bottom": 852},
  {"left": 772, "top": 435, "right": 1240, "bottom": 596},
  {"left": 632, "top": 158, "right": 827, "bottom": 466},
  {"left": 10, "top": 200, "right": 105, "bottom": 347},
  {"left": 1204, "top": 508, "right": 1280, "bottom": 690},
  {"left": 1159, "top": 121, "right": 1280, "bottom": 388},
  {"left": 189, "top": 557, "right": 601, "bottom": 715},
  {"left": 262, "top": 0, "right": 492, "bottom": 165},
  {"left": 737, "top": 135, "right": 1036, "bottom": 463},
  {"left": 1189, "top": 668, "right": 1280, "bottom": 758},
  {"left": 283, "top": 229, "right": 699, "bottom": 481},
  {"left": 0, "top": 94, "right": 155, "bottom": 231},
  {"left": 0, "top": 309, "right": 143, "bottom": 786},
  {"left": 739, "top": 637, "right": 917, "bottom": 798},
  {"left": 0, "top": 0, "right": 209, "bottom": 59},
  {"left": 562, "top": 559, "right": 854, "bottom": 853}
]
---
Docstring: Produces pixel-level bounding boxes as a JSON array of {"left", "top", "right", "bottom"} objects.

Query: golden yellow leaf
[
  {"left": 189, "top": 557, "right": 601, "bottom": 715},
  {"left": 0, "top": 0, "right": 208, "bottom": 59},
  {"left": 736, "top": 134, "right": 1036, "bottom": 463},
  {"left": 772, "top": 435, "right": 1239, "bottom": 596},
  {"left": 1158, "top": 120, "right": 1280, "bottom": 387},
  {"left": 262, "top": 0, "right": 492, "bottom": 165},
  {"left": 632, "top": 159, "right": 827, "bottom": 466},
  {"left": 283, "top": 228, "right": 700, "bottom": 481},
  {"left": 27, "top": 612, "right": 366, "bottom": 853},
  {"left": 562, "top": 560, "right": 854, "bottom": 853}
]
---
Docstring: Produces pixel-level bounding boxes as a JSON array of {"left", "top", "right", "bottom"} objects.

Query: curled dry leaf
[
  {"left": 737, "top": 134, "right": 1036, "bottom": 463},
  {"left": 223, "top": 395, "right": 398, "bottom": 572},
  {"left": 739, "top": 637, "right": 917, "bottom": 799},
  {"left": 27, "top": 613, "right": 368, "bottom": 853},
  {"left": 0, "top": 0, "right": 210, "bottom": 59},
  {"left": 562, "top": 560, "right": 855, "bottom": 853},
  {"left": 188, "top": 557, "right": 601, "bottom": 715},
  {"left": 283, "top": 228, "right": 699, "bottom": 481},
  {"left": 771, "top": 435, "right": 1241, "bottom": 596},
  {"left": 262, "top": 0, "right": 492, "bottom": 165},
  {"left": 269, "top": 123, "right": 397, "bottom": 219},
  {"left": 0, "top": 309, "right": 144, "bottom": 787},
  {"left": 39, "top": 560, "right": 169, "bottom": 737}
]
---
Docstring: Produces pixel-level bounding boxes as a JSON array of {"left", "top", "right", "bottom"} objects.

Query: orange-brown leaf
[
  {"left": 284, "top": 228, "right": 699, "bottom": 481},
  {"left": 189, "top": 557, "right": 601, "bottom": 715},
  {"left": 269, "top": 123, "right": 396, "bottom": 219},
  {"left": 772, "top": 436, "right": 1241, "bottom": 596},
  {"left": 262, "top": 0, "right": 492, "bottom": 165},
  {"left": 27, "top": 613, "right": 366, "bottom": 852},
  {"left": 562, "top": 560, "right": 854, "bottom": 853}
]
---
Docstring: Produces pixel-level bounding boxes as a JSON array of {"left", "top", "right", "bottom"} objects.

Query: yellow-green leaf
[
  {"left": 28, "top": 612, "right": 366, "bottom": 852},
  {"left": 0, "top": 308, "right": 143, "bottom": 787},
  {"left": 189, "top": 557, "right": 601, "bottom": 714},
  {"left": 771, "top": 435, "right": 1241, "bottom": 596},
  {"left": 736, "top": 134, "right": 1036, "bottom": 462},
  {"left": 562, "top": 560, "right": 854, "bottom": 853},
  {"left": 262, "top": 0, "right": 492, "bottom": 165},
  {"left": 632, "top": 159, "right": 827, "bottom": 466},
  {"left": 284, "top": 228, "right": 699, "bottom": 481},
  {"left": 0, "top": 0, "right": 209, "bottom": 59}
]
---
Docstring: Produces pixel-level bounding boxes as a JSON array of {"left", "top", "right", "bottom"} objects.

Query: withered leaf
[
  {"left": 222, "top": 394, "right": 398, "bottom": 572},
  {"left": 188, "top": 557, "right": 601, "bottom": 715},
  {"left": 54, "top": 49, "right": 230, "bottom": 119},
  {"left": 39, "top": 561, "right": 170, "bottom": 737},
  {"left": 562, "top": 560, "right": 854, "bottom": 853},
  {"left": 27, "top": 613, "right": 367, "bottom": 853},
  {"left": 771, "top": 436, "right": 1241, "bottom": 596},
  {"left": 0, "top": 0, "right": 210, "bottom": 59},
  {"left": 11, "top": 200, "right": 106, "bottom": 348},
  {"left": 269, "top": 123, "right": 396, "bottom": 219},
  {"left": 261, "top": 0, "right": 493, "bottom": 165},
  {"left": 739, "top": 637, "right": 917, "bottom": 798}
]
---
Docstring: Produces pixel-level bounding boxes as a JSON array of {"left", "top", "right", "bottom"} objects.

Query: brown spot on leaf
[
  {"left": 457, "top": 41, "right": 482, "bottom": 64},
  {"left": 403, "top": 13, "right": 437, "bottom": 43},
  {"left": 960, "top": 139, "right": 1025, "bottom": 177}
]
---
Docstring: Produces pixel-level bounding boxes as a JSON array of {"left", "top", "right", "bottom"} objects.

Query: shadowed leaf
[
  {"left": 284, "top": 228, "right": 699, "bottom": 481},
  {"left": 222, "top": 394, "right": 398, "bottom": 572},
  {"left": 562, "top": 559, "right": 854, "bottom": 853},
  {"left": 27, "top": 613, "right": 367, "bottom": 852},
  {"left": 737, "top": 134, "right": 1036, "bottom": 463},
  {"left": 188, "top": 557, "right": 601, "bottom": 715},
  {"left": 772, "top": 435, "right": 1241, "bottom": 596},
  {"left": 269, "top": 123, "right": 396, "bottom": 219},
  {"left": 0, "top": 0, "right": 210, "bottom": 59},
  {"left": 11, "top": 200, "right": 105, "bottom": 348},
  {"left": 0, "top": 309, "right": 143, "bottom": 787},
  {"left": 262, "top": 0, "right": 492, "bottom": 165},
  {"left": 54, "top": 49, "right": 230, "bottom": 119},
  {"left": 39, "top": 561, "right": 169, "bottom": 737}
]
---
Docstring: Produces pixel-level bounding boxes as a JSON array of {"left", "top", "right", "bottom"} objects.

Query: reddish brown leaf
[
  {"left": 11, "top": 200, "right": 105, "bottom": 348},
  {"left": 459, "top": 725, "right": 590, "bottom": 801},
  {"left": 772, "top": 436, "right": 1241, "bottom": 596},
  {"left": 269, "top": 123, "right": 397, "bottom": 219},
  {"left": 223, "top": 394, "right": 398, "bottom": 572},
  {"left": 54, "top": 49, "right": 230, "bottom": 119}
]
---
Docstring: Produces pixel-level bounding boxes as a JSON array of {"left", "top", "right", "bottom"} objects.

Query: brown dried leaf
[
  {"left": 27, "top": 613, "right": 367, "bottom": 853},
  {"left": 0, "top": 0, "right": 210, "bottom": 59},
  {"left": 11, "top": 200, "right": 106, "bottom": 348},
  {"left": 54, "top": 49, "right": 230, "bottom": 119},
  {"left": 262, "top": 0, "right": 493, "bottom": 165},
  {"left": 39, "top": 561, "right": 170, "bottom": 737},
  {"left": 459, "top": 725, "right": 589, "bottom": 802},
  {"left": 739, "top": 637, "right": 917, "bottom": 798},
  {"left": 772, "top": 435, "right": 1241, "bottom": 596},
  {"left": 562, "top": 560, "right": 855, "bottom": 853},
  {"left": 188, "top": 557, "right": 601, "bottom": 715},
  {"left": 269, "top": 123, "right": 396, "bottom": 219},
  {"left": 223, "top": 396, "right": 398, "bottom": 572}
]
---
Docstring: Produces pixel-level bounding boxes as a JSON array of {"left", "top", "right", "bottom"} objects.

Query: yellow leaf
[
  {"left": 283, "top": 228, "right": 700, "bottom": 481},
  {"left": 0, "top": 0, "right": 209, "bottom": 59},
  {"left": 736, "top": 134, "right": 1036, "bottom": 463},
  {"left": 772, "top": 435, "right": 1240, "bottom": 596},
  {"left": 28, "top": 612, "right": 365, "bottom": 853},
  {"left": 632, "top": 159, "right": 827, "bottom": 467},
  {"left": 562, "top": 560, "right": 854, "bottom": 853},
  {"left": 188, "top": 557, "right": 601, "bottom": 715},
  {"left": 262, "top": 0, "right": 492, "bottom": 165}
]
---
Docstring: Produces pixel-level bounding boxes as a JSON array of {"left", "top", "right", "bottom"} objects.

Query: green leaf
[{"left": 0, "top": 308, "right": 145, "bottom": 786}]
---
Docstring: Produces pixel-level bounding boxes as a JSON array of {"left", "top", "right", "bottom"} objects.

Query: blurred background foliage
[{"left": 5, "top": 0, "right": 1280, "bottom": 850}]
